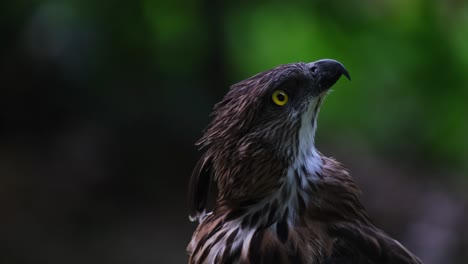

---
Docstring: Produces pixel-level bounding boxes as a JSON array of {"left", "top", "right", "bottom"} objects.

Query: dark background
[{"left": 1, "top": 1, "right": 467, "bottom": 263}]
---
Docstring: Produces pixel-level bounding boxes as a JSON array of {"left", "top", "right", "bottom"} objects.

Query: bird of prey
[{"left": 187, "top": 59, "right": 422, "bottom": 264}]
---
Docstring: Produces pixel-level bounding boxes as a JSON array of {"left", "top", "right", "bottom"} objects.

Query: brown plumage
[{"left": 187, "top": 59, "right": 422, "bottom": 264}]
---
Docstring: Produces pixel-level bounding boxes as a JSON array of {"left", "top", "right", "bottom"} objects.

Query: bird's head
[
  {"left": 199, "top": 59, "right": 350, "bottom": 160},
  {"left": 189, "top": 59, "right": 350, "bottom": 220}
]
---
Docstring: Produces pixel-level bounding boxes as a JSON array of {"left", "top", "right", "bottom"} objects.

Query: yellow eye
[{"left": 272, "top": 90, "right": 289, "bottom": 106}]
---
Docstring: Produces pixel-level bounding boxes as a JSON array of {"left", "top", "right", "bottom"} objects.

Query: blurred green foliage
[{"left": 223, "top": 1, "right": 468, "bottom": 176}]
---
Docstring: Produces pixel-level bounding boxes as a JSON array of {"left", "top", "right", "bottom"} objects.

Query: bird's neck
[
  {"left": 236, "top": 149, "right": 323, "bottom": 228},
  {"left": 214, "top": 98, "right": 326, "bottom": 228}
]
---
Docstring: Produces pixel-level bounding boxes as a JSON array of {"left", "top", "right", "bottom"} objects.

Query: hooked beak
[{"left": 306, "top": 59, "right": 350, "bottom": 93}]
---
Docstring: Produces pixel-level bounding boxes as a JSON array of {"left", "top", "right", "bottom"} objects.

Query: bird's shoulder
[{"left": 325, "top": 221, "right": 422, "bottom": 264}]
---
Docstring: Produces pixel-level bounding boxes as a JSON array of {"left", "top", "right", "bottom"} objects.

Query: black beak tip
[{"left": 342, "top": 68, "right": 351, "bottom": 81}]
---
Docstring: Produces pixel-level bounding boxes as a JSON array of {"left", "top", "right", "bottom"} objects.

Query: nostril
[{"left": 310, "top": 66, "right": 318, "bottom": 74}]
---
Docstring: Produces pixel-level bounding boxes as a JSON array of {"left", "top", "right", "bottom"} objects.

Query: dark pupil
[{"left": 277, "top": 93, "right": 285, "bottom": 101}]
